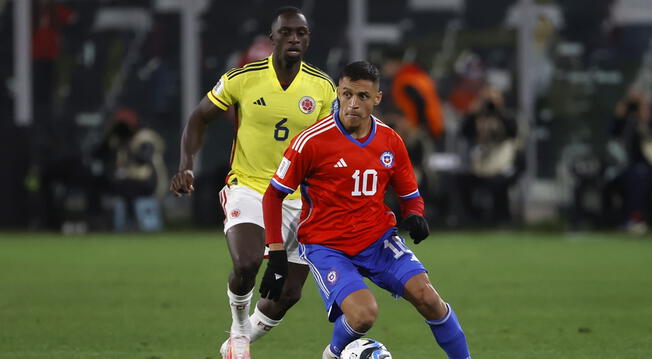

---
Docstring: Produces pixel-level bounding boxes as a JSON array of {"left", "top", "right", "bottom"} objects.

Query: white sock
[
  {"left": 248, "top": 304, "right": 282, "bottom": 342},
  {"left": 227, "top": 287, "right": 253, "bottom": 336}
]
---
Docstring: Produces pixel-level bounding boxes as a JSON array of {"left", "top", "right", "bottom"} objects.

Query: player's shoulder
[
  {"left": 301, "top": 62, "right": 336, "bottom": 92},
  {"left": 290, "top": 114, "right": 338, "bottom": 153},
  {"left": 223, "top": 57, "right": 270, "bottom": 81},
  {"left": 374, "top": 117, "right": 401, "bottom": 139},
  {"left": 374, "top": 117, "right": 408, "bottom": 149}
]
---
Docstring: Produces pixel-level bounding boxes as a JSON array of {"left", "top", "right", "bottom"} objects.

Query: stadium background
[
  {"left": 1, "top": 1, "right": 652, "bottom": 358},
  {"left": 3, "top": 0, "right": 652, "bottom": 231}
]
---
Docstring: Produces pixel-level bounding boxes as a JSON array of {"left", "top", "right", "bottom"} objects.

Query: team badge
[
  {"left": 380, "top": 151, "right": 394, "bottom": 168},
  {"left": 327, "top": 270, "right": 338, "bottom": 284},
  {"left": 230, "top": 209, "right": 241, "bottom": 218},
  {"left": 299, "top": 96, "right": 316, "bottom": 114}
]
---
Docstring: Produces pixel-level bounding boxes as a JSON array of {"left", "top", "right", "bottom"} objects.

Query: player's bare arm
[{"left": 170, "top": 96, "right": 225, "bottom": 197}]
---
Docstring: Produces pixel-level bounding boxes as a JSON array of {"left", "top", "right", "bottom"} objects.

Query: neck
[{"left": 273, "top": 55, "right": 301, "bottom": 83}]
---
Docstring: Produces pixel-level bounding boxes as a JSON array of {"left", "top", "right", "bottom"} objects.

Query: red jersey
[{"left": 270, "top": 112, "right": 421, "bottom": 256}]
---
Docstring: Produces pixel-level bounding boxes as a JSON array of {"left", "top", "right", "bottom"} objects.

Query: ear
[{"left": 374, "top": 90, "right": 383, "bottom": 106}]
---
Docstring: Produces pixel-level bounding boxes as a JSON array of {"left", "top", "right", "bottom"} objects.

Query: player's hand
[
  {"left": 401, "top": 214, "right": 430, "bottom": 244},
  {"left": 169, "top": 169, "right": 195, "bottom": 197},
  {"left": 259, "top": 250, "right": 288, "bottom": 301}
]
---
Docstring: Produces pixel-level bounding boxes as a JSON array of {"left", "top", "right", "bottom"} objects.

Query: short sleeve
[
  {"left": 317, "top": 83, "right": 337, "bottom": 119},
  {"left": 390, "top": 134, "right": 420, "bottom": 199},
  {"left": 270, "top": 134, "right": 313, "bottom": 194},
  {"left": 206, "top": 72, "right": 239, "bottom": 110}
]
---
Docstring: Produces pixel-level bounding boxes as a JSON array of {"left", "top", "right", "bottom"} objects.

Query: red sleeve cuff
[{"left": 400, "top": 195, "right": 424, "bottom": 219}]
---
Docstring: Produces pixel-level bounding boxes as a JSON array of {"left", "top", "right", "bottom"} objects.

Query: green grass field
[{"left": 1, "top": 230, "right": 651, "bottom": 359}]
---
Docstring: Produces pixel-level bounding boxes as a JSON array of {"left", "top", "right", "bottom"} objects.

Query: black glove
[
  {"left": 259, "top": 250, "right": 288, "bottom": 301},
  {"left": 401, "top": 214, "right": 430, "bottom": 244}
]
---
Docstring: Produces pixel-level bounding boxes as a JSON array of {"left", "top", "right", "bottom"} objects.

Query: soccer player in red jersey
[{"left": 259, "top": 61, "right": 472, "bottom": 359}]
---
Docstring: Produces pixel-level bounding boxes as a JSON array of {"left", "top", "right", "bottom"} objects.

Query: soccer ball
[{"left": 340, "top": 338, "right": 392, "bottom": 359}]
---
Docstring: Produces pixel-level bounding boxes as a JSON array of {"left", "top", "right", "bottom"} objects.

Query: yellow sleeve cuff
[{"left": 207, "top": 91, "right": 229, "bottom": 110}]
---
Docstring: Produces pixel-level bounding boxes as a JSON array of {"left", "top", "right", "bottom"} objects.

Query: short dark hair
[
  {"left": 271, "top": 6, "right": 304, "bottom": 28},
  {"left": 339, "top": 61, "right": 380, "bottom": 84},
  {"left": 275, "top": 6, "right": 302, "bottom": 17}
]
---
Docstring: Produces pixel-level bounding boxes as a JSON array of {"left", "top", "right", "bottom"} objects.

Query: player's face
[
  {"left": 270, "top": 13, "right": 310, "bottom": 63},
  {"left": 337, "top": 77, "right": 382, "bottom": 130}
]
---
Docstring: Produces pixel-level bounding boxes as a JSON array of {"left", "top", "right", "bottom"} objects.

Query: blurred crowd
[
  {"left": 377, "top": 48, "right": 525, "bottom": 228},
  {"left": 2, "top": 0, "right": 652, "bottom": 234}
]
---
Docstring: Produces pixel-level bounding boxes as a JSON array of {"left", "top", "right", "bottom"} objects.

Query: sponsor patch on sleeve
[
  {"left": 212, "top": 78, "right": 224, "bottom": 96},
  {"left": 276, "top": 157, "right": 291, "bottom": 179}
]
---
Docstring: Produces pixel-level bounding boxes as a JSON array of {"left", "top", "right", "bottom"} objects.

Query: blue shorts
[{"left": 299, "top": 228, "right": 427, "bottom": 322}]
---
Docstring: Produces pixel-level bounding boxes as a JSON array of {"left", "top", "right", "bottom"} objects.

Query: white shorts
[{"left": 219, "top": 184, "right": 305, "bottom": 264}]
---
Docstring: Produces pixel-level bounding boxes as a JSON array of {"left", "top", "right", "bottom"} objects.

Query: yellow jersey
[{"left": 207, "top": 55, "right": 336, "bottom": 199}]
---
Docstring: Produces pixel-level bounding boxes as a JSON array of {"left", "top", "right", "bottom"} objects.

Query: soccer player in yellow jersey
[{"left": 169, "top": 6, "right": 336, "bottom": 359}]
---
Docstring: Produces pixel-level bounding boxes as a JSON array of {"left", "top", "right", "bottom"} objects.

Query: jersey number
[
  {"left": 351, "top": 169, "right": 378, "bottom": 196},
  {"left": 383, "top": 237, "right": 412, "bottom": 259},
  {"left": 274, "top": 118, "right": 289, "bottom": 141}
]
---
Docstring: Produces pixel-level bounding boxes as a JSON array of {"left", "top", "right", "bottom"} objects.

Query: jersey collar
[
  {"left": 333, "top": 109, "right": 377, "bottom": 148},
  {"left": 268, "top": 54, "right": 303, "bottom": 92}
]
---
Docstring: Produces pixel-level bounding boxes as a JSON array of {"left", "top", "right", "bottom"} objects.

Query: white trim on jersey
[
  {"left": 375, "top": 119, "right": 392, "bottom": 129},
  {"left": 292, "top": 115, "right": 334, "bottom": 151},
  {"left": 399, "top": 189, "right": 420, "bottom": 199},
  {"left": 271, "top": 178, "right": 295, "bottom": 193},
  {"left": 296, "top": 123, "right": 337, "bottom": 153}
]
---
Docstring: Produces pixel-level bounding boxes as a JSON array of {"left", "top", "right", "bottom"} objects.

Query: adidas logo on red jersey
[{"left": 334, "top": 158, "right": 348, "bottom": 168}]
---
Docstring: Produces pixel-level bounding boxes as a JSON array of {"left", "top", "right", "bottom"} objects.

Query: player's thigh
[
  {"left": 219, "top": 184, "right": 305, "bottom": 264},
  {"left": 220, "top": 185, "right": 265, "bottom": 233},
  {"left": 220, "top": 185, "right": 266, "bottom": 266},
  {"left": 226, "top": 223, "right": 265, "bottom": 269},
  {"left": 363, "top": 234, "right": 427, "bottom": 298},
  {"left": 279, "top": 197, "right": 305, "bottom": 265},
  {"left": 300, "top": 243, "right": 368, "bottom": 322}
]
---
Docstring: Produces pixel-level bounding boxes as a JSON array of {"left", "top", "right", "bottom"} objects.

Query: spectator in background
[
  {"left": 238, "top": 35, "right": 274, "bottom": 67},
  {"left": 381, "top": 49, "right": 445, "bottom": 223},
  {"left": 608, "top": 89, "right": 652, "bottom": 234},
  {"left": 447, "top": 51, "right": 486, "bottom": 115},
  {"left": 382, "top": 49, "right": 444, "bottom": 139},
  {"left": 458, "top": 86, "right": 524, "bottom": 225},
  {"left": 94, "top": 108, "right": 167, "bottom": 231}
]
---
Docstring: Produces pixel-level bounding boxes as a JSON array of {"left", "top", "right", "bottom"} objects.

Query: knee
[
  {"left": 232, "top": 256, "right": 262, "bottom": 279},
  {"left": 346, "top": 301, "right": 378, "bottom": 332}
]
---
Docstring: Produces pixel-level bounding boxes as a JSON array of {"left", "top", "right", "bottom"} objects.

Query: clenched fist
[{"left": 170, "top": 169, "right": 195, "bottom": 197}]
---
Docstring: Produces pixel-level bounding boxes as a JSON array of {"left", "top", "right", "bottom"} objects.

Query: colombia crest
[
  {"left": 380, "top": 151, "right": 394, "bottom": 168},
  {"left": 299, "top": 96, "right": 316, "bottom": 114}
]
